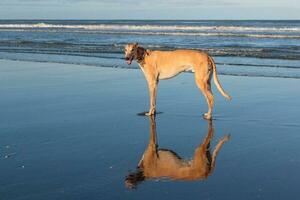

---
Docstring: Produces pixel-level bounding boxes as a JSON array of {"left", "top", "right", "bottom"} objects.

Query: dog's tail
[{"left": 209, "top": 56, "right": 232, "bottom": 100}]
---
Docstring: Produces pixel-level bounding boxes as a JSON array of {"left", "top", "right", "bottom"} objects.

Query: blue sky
[{"left": 0, "top": 0, "right": 299, "bottom": 20}]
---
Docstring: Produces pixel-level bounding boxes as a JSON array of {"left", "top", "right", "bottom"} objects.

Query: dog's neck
[{"left": 136, "top": 47, "right": 149, "bottom": 64}]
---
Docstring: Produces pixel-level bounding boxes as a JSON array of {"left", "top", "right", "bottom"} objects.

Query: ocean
[
  {"left": 1, "top": 20, "right": 300, "bottom": 200},
  {"left": 0, "top": 20, "right": 300, "bottom": 78}
]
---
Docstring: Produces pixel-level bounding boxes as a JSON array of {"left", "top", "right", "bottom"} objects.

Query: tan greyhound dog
[
  {"left": 124, "top": 43, "right": 231, "bottom": 119},
  {"left": 125, "top": 115, "right": 230, "bottom": 189}
]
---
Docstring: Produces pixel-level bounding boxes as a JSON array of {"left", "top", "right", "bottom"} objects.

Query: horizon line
[{"left": 0, "top": 18, "right": 300, "bottom": 21}]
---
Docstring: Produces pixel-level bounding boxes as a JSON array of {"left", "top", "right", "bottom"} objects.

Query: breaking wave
[{"left": 1, "top": 23, "right": 300, "bottom": 32}]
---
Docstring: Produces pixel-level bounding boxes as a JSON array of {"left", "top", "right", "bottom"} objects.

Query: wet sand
[{"left": 0, "top": 59, "right": 300, "bottom": 200}]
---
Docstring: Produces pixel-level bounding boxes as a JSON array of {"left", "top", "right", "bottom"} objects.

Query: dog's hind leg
[
  {"left": 195, "top": 66, "right": 214, "bottom": 120},
  {"left": 195, "top": 120, "right": 214, "bottom": 153},
  {"left": 193, "top": 120, "right": 214, "bottom": 170}
]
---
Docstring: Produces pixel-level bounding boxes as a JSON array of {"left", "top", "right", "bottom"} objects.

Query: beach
[{"left": 0, "top": 59, "right": 300, "bottom": 200}]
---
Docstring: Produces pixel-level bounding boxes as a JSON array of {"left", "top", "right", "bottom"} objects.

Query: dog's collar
[{"left": 136, "top": 47, "right": 149, "bottom": 64}]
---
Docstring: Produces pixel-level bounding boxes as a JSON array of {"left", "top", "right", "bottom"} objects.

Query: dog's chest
[{"left": 138, "top": 63, "right": 146, "bottom": 75}]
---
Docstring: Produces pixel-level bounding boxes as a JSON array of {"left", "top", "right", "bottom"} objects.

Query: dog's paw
[
  {"left": 145, "top": 112, "right": 151, "bottom": 116},
  {"left": 137, "top": 111, "right": 161, "bottom": 116},
  {"left": 144, "top": 108, "right": 156, "bottom": 116},
  {"left": 203, "top": 113, "right": 212, "bottom": 120},
  {"left": 145, "top": 112, "right": 155, "bottom": 116}
]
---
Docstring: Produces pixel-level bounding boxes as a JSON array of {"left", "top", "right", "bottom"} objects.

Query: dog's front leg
[{"left": 146, "top": 81, "right": 157, "bottom": 116}]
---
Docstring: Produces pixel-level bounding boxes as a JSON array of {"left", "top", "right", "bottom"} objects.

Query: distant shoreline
[{"left": 1, "top": 19, "right": 300, "bottom": 21}]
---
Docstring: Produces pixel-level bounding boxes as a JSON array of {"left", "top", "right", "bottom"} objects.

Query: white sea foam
[
  {"left": 1, "top": 23, "right": 300, "bottom": 33},
  {"left": 1, "top": 24, "right": 300, "bottom": 39},
  {"left": 95, "top": 31, "right": 300, "bottom": 39}
]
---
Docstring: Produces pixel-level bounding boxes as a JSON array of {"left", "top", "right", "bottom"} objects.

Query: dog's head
[
  {"left": 125, "top": 168, "right": 145, "bottom": 189},
  {"left": 124, "top": 43, "right": 139, "bottom": 65}
]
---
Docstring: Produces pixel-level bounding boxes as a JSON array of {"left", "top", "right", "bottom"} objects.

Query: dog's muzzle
[{"left": 125, "top": 56, "right": 133, "bottom": 65}]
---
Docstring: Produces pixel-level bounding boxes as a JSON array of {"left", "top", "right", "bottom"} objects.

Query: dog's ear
[
  {"left": 125, "top": 168, "right": 145, "bottom": 189},
  {"left": 134, "top": 42, "right": 139, "bottom": 47}
]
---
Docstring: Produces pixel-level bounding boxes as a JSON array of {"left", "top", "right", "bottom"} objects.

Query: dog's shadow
[
  {"left": 125, "top": 115, "right": 230, "bottom": 189},
  {"left": 137, "top": 111, "right": 163, "bottom": 116}
]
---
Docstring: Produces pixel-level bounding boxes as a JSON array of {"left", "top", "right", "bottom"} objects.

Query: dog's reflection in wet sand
[{"left": 125, "top": 116, "right": 230, "bottom": 189}]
